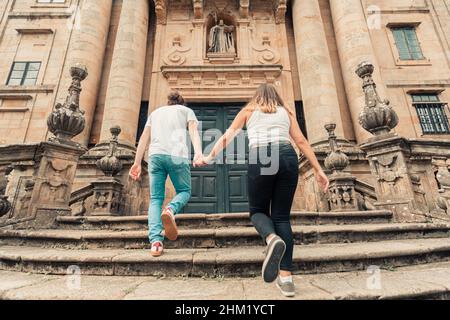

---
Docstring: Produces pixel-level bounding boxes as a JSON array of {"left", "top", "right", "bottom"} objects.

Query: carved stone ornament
[
  {"left": 324, "top": 123, "right": 349, "bottom": 174},
  {"left": 275, "top": 0, "right": 287, "bottom": 24},
  {"left": 96, "top": 126, "right": 123, "bottom": 177},
  {"left": 47, "top": 64, "right": 88, "bottom": 146},
  {"left": 434, "top": 158, "right": 450, "bottom": 214},
  {"left": 356, "top": 61, "right": 399, "bottom": 136},
  {"left": 154, "top": 0, "right": 167, "bottom": 25},
  {"left": 251, "top": 32, "right": 281, "bottom": 65},
  {"left": 239, "top": 0, "right": 249, "bottom": 19},
  {"left": 193, "top": 0, "right": 203, "bottom": 19},
  {"left": 0, "top": 166, "right": 13, "bottom": 218},
  {"left": 163, "top": 35, "right": 192, "bottom": 66}
]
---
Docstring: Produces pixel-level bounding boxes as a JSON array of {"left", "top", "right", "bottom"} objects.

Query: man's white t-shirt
[{"left": 145, "top": 105, "right": 199, "bottom": 159}]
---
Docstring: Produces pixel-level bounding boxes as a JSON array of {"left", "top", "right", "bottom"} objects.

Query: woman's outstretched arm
[{"left": 288, "top": 113, "right": 330, "bottom": 193}]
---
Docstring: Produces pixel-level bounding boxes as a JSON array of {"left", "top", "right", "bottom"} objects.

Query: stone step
[
  {"left": 55, "top": 210, "right": 393, "bottom": 230},
  {"left": 2, "top": 262, "right": 450, "bottom": 300},
  {"left": 1, "top": 238, "right": 450, "bottom": 277},
  {"left": 1, "top": 223, "right": 448, "bottom": 249}
]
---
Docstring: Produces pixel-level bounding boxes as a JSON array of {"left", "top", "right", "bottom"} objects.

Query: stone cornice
[
  {"left": 161, "top": 64, "right": 283, "bottom": 92},
  {"left": 386, "top": 80, "right": 450, "bottom": 88},
  {"left": 8, "top": 11, "right": 73, "bottom": 19},
  {"left": 0, "top": 85, "right": 55, "bottom": 95}
]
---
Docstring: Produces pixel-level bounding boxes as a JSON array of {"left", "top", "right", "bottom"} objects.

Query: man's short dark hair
[{"left": 168, "top": 90, "right": 185, "bottom": 106}]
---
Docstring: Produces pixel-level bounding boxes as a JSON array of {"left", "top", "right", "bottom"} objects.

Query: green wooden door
[{"left": 184, "top": 103, "right": 249, "bottom": 214}]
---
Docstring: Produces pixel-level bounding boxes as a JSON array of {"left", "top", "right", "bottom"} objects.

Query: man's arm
[
  {"left": 188, "top": 121, "right": 203, "bottom": 167},
  {"left": 129, "top": 126, "right": 150, "bottom": 181}
]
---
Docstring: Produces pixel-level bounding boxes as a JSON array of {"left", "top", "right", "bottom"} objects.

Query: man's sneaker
[
  {"left": 161, "top": 207, "right": 178, "bottom": 241},
  {"left": 276, "top": 277, "right": 296, "bottom": 298},
  {"left": 262, "top": 236, "right": 286, "bottom": 283},
  {"left": 151, "top": 241, "right": 164, "bottom": 257}
]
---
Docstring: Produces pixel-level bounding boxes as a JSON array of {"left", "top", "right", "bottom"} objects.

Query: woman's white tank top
[{"left": 246, "top": 106, "right": 291, "bottom": 148}]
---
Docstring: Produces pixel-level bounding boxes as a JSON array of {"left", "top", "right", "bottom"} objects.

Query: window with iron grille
[
  {"left": 392, "top": 27, "right": 424, "bottom": 61},
  {"left": 7, "top": 62, "right": 41, "bottom": 86},
  {"left": 412, "top": 94, "right": 450, "bottom": 135}
]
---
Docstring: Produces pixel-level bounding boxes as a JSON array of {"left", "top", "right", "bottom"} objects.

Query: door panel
[{"left": 184, "top": 104, "right": 249, "bottom": 214}]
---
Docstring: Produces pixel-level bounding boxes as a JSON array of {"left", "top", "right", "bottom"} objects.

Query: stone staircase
[{"left": 1, "top": 210, "right": 450, "bottom": 280}]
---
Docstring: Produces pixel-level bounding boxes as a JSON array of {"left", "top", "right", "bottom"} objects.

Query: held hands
[
  {"left": 194, "top": 154, "right": 214, "bottom": 168},
  {"left": 315, "top": 169, "right": 330, "bottom": 193}
]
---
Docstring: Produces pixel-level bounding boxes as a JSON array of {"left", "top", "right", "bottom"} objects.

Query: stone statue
[{"left": 208, "top": 20, "right": 235, "bottom": 54}]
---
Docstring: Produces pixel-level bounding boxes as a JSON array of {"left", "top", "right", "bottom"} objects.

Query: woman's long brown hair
[{"left": 245, "top": 83, "right": 293, "bottom": 115}]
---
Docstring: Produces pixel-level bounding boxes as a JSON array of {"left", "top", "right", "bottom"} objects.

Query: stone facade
[{"left": 0, "top": 0, "right": 449, "bottom": 218}]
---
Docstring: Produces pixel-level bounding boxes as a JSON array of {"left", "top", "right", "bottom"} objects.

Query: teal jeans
[{"left": 148, "top": 154, "right": 192, "bottom": 243}]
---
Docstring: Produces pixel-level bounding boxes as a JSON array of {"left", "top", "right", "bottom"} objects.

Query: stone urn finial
[
  {"left": 0, "top": 166, "right": 13, "bottom": 218},
  {"left": 324, "top": 123, "right": 349, "bottom": 174},
  {"left": 96, "top": 126, "right": 123, "bottom": 177},
  {"left": 356, "top": 61, "right": 399, "bottom": 136},
  {"left": 47, "top": 64, "right": 88, "bottom": 145}
]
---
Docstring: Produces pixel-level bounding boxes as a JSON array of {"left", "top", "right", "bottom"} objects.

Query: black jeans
[{"left": 248, "top": 143, "right": 299, "bottom": 272}]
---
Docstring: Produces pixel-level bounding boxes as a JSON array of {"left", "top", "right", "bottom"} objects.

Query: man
[{"left": 129, "top": 91, "right": 203, "bottom": 257}]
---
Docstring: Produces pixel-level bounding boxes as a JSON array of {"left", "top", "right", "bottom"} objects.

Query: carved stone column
[
  {"left": 56, "top": 0, "right": 113, "bottom": 146},
  {"left": 91, "top": 126, "right": 124, "bottom": 216},
  {"left": 357, "top": 63, "right": 427, "bottom": 222},
  {"left": 330, "top": 0, "right": 388, "bottom": 143},
  {"left": 100, "top": 0, "right": 149, "bottom": 147},
  {"left": 291, "top": 0, "right": 346, "bottom": 143},
  {"left": 324, "top": 124, "right": 358, "bottom": 212}
]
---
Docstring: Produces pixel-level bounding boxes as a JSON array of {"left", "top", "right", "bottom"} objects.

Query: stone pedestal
[
  {"left": 328, "top": 174, "right": 358, "bottom": 212},
  {"left": 324, "top": 123, "right": 359, "bottom": 212},
  {"left": 89, "top": 126, "right": 125, "bottom": 217},
  {"left": 27, "top": 142, "right": 87, "bottom": 227},
  {"left": 91, "top": 178, "right": 123, "bottom": 216},
  {"left": 361, "top": 135, "right": 428, "bottom": 222}
]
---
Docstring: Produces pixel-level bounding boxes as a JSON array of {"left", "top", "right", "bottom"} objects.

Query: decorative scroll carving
[
  {"left": 47, "top": 64, "right": 88, "bottom": 146},
  {"left": 274, "top": 0, "right": 287, "bottom": 24},
  {"left": 251, "top": 32, "right": 281, "bottom": 65},
  {"left": 356, "top": 62, "right": 399, "bottom": 136},
  {"left": 40, "top": 160, "right": 73, "bottom": 204},
  {"left": 154, "top": 0, "right": 167, "bottom": 25},
  {"left": 163, "top": 36, "right": 192, "bottom": 66},
  {"left": 193, "top": 0, "right": 203, "bottom": 19}
]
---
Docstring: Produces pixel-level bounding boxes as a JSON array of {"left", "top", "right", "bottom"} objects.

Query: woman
[{"left": 198, "top": 84, "right": 329, "bottom": 297}]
